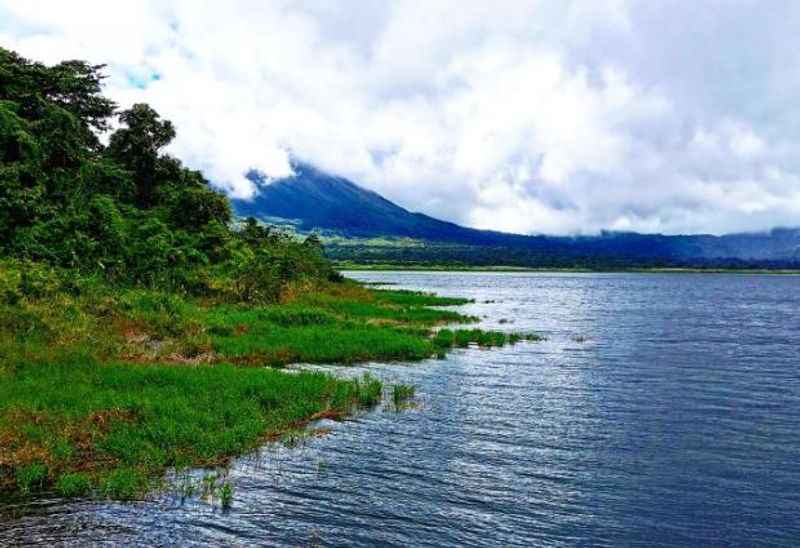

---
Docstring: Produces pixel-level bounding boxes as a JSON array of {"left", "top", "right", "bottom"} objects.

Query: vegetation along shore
[{"left": 0, "top": 49, "right": 539, "bottom": 501}]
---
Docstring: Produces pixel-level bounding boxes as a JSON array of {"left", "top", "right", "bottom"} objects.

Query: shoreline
[
  {"left": 0, "top": 267, "right": 535, "bottom": 502},
  {"left": 338, "top": 264, "right": 800, "bottom": 275}
]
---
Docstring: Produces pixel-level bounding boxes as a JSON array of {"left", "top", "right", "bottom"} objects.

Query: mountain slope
[
  {"left": 232, "top": 162, "right": 800, "bottom": 267},
  {"left": 235, "top": 162, "right": 535, "bottom": 245}
]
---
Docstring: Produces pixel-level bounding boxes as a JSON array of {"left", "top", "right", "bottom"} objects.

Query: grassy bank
[
  {"left": 0, "top": 359, "right": 381, "bottom": 499},
  {"left": 0, "top": 261, "right": 537, "bottom": 501}
]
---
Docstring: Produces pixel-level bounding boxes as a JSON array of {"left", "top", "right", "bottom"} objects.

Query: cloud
[{"left": 3, "top": 0, "right": 800, "bottom": 234}]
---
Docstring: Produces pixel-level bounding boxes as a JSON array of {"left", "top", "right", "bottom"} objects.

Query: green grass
[
  {"left": 431, "top": 328, "right": 545, "bottom": 357},
  {"left": 0, "top": 355, "right": 382, "bottom": 499},
  {"left": 371, "top": 289, "right": 472, "bottom": 307},
  {"left": 204, "top": 286, "right": 479, "bottom": 366},
  {"left": 210, "top": 320, "right": 435, "bottom": 364},
  {"left": 0, "top": 261, "right": 539, "bottom": 500},
  {"left": 56, "top": 472, "right": 92, "bottom": 497},
  {"left": 15, "top": 463, "right": 48, "bottom": 494}
]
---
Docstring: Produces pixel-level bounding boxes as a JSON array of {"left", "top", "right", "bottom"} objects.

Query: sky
[{"left": 3, "top": 0, "right": 800, "bottom": 236}]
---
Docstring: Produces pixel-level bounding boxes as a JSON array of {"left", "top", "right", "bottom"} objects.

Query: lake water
[{"left": 2, "top": 272, "right": 799, "bottom": 547}]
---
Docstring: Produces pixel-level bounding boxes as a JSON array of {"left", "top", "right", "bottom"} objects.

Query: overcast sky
[{"left": 3, "top": 1, "right": 800, "bottom": 235}]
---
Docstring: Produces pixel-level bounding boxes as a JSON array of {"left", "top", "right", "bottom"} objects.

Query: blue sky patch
[{"left": 126, "top": 70, "right": 161, "bottom": 90}]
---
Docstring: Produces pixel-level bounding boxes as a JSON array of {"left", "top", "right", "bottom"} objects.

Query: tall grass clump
[
  {"left": 220, "top": 482, "right": 235, "bottom": 509},
  {"left": 391, "top": 384, "right": 416, "bottom": 409}
]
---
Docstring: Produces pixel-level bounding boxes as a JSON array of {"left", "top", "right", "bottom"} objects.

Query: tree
[
  {"left": 241, "top": 217, "right": 270, "bottom": 247},
  {"left": 0, "top": 48, "right": 115, "bottom": 149},
  {"left": 107, "top": 103, "right": 176, "bottom": 206}
]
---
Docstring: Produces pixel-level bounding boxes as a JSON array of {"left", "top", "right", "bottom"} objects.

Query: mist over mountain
[{"left": 232, "top": 162, "right": 800, "bottom": 268}]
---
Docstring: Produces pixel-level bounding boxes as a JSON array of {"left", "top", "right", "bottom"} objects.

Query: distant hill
[{"left": 232, "top": 161, "right": 800, "bottom": 268}]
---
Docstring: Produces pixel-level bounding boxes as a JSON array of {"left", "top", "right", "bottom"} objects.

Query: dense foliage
[{"left": 0, "top": 47, "right": 335, "bottom": 300}]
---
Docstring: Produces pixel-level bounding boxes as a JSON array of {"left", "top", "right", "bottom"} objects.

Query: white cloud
[{"left": 3, "top": 0, "right": 800, "bottom": 235}]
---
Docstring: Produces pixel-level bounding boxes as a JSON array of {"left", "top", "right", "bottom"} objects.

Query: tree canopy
[{"left": 0, "top": 47, "right": 333, "bottom": 299}]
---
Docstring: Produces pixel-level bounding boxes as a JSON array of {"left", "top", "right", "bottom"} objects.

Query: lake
[{"left": 2, "top": 272, "right": 799, "bottom": 547}]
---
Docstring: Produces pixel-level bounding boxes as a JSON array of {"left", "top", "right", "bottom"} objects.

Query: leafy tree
[
  {"left": 107, "top": 103, "right": 175, "bottom": 207},
  {"left": 0, "top": 48, "right": 115, "bottom": 148}
]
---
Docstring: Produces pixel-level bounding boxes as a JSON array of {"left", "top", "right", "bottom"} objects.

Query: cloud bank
[{"left": 3, "top": 0, "right": 800, "bottom": 235}]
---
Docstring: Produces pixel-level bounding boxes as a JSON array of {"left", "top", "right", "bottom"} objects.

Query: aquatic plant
[
  {"left": 176, "top": 474, "right": 197, "bottom": 499},
  {"left": 280, "top": 431, "right": 304, "bottom": 449},
  {"left": 220, "top": 482, "right": 234, "bottom": 509},
  {"left": 201, "top": 473, "right": 217, "bottom": 498},
  {"left": 391, "top": 384, "right": 416, "bottom": 410},
  {"left": 309, "top": 529, "right": 323, "bottom": 548}
]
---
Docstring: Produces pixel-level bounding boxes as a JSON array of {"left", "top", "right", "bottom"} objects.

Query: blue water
[{"left": 2, "top": 272, "right": 799, "bottom": 546}]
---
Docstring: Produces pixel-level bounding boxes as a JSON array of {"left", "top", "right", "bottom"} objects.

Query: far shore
[{"left": 338, "top": 264, "right": 800, "bottom": 275}]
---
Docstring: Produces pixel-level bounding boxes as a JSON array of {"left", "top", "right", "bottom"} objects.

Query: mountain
[
  {"left": 235, "top": 162, "right": 533, "bottom": 245},
  {"left": 232, "top": 162, "right": 800, "bottom": 268}
]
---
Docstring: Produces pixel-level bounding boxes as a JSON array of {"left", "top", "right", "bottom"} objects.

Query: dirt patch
[
  {"left": 165, "top": 351, "right": 217, "bottom": 365},
  {"left": 228, "top": 347, "right": 296, "bottom": 367},
  {"left": 366, "top": 318, "right": 403, "bottom": 327}
]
